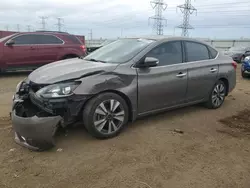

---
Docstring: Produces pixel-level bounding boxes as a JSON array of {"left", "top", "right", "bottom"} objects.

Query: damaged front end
[{"left": 11, "top": 79, "right": 89, "bottom": 151}]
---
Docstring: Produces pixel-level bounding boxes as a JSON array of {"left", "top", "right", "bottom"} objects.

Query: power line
[
  {"left": 176, "top": 0, "right": 197, "bottom": 37},
  {"left": 149, "top": 0, "right": 168, "bottom": 35},
  {"left": 39, "top": 16, "right": 49, "bottom": 30},
  {"left": 56, "top": 17, "right": 64, "bottom": 32}
]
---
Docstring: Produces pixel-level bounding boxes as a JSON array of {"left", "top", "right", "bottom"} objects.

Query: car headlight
[
  {"left": 244, "top": 56, "right": 250, "bottom": 62},
  {"left": 36, "top": 82, "right": 80, "bottom": 98}
]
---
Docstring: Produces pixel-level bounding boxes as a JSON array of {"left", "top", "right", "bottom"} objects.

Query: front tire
[
  {"left": 83, "top": 92, "right": 129, "bottom": 139},
  {"left": 205, "top": 80, "right": 227, "bottom": 109}
]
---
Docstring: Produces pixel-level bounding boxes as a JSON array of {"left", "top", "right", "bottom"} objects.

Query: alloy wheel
[
  {"left": 93, "top": 99, "right": 125, "bottom": 134},
  {"left": 212, "top": 83, "right": 226, "bottom": 107}
]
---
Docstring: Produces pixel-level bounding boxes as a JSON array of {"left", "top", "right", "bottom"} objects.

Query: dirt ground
[{"left": 0, "top": 67, "right": 250, "bottom": 188}]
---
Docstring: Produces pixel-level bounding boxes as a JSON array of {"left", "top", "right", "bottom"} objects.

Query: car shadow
[{"left": 52, "top": 103, "right": 206, "bottom": 150}]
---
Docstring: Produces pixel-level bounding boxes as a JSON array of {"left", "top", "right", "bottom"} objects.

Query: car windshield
[
  {"left": 0, "top": 34, "right": 16, "bottom": 42},
  {"left": 84, "top": 38, "right": 155, "bottom": 64}
]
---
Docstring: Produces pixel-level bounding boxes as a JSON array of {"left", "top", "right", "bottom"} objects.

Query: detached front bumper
[
  {"left": 11, "top": 80, "right": 90, "bottom": 151},
  {"left": 11, "top": 94, "right": 63, "bottom": 151},
  {"left": 12, "top": 109, "right": 62, "bottom": 151}
]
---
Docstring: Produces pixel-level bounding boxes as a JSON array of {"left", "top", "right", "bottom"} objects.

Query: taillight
[
  {"left": 80, "top": 45, "right": 86, "bottom": 53},
  {"left": 232, "top": 61, "right": 237, "bottom": 69}
]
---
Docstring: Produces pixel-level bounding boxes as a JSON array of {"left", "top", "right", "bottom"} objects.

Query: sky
[{"left": 0, "top": 0, "right": 249, "bottom": 39}]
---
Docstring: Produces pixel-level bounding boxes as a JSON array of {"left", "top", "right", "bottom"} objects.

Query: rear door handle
[
  {"left": 210, "top": 68, "right": 217, "bottom": 73},
  {"left": 30, "top": 47, "right": 36, "bottom": 50},
  {"left": 176, "top": 72, "right": 187, "bottom": 78}
]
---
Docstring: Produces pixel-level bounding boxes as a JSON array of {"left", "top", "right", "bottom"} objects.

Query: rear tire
[
  {"left": 241, "top": 71, "right": 247, "bottom": 78},
  {"left": 83, "top": 92, "right": 129, "bottom": 139},
  {"left": 205, "top": 80, "right": 227, "bottom": 109},
  {"left": 62, "top": 55, "right": 78, "bottom": 60}
]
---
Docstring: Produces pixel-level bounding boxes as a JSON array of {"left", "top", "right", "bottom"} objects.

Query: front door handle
[
  {"left": 210, "top": 68, "right": 217, "bottom": 73},
  {"left": 30, "top": 47, "right": 36, "bottom": 50},
  {"left": 176, "top": 72, "right": 187, "bottom": 78}
]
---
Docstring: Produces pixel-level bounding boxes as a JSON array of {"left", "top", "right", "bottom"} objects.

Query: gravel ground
[{"left": 0, "top": 67, "right": 250, "bottom": 188}]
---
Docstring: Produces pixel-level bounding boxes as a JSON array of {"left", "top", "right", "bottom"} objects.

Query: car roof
[
  {"left": 124, "top": 36, "right": 213, "bottom": 47},
  {"left": 13, "top": 31, "right": 72, "bottom": 36}
]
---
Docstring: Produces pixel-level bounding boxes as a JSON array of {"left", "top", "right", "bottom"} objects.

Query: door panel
[
  {"left": 3, "top": 45, "right": 38, "bottom": 67},
  {"left": 35, "top": 35, "right": 64, "bottom": 64},
  {"left": 3, "top": 34, "right": 39, "bottom": 67},
  {"left": 183, "top": 41, "right": 219, "bottom": 102},
  {"left": 35, "top": 45, "right": 62, "bottom": 64},
  {"left": 137, "top": 65, "right": 188, "bottom": 114},
  {"left": 186, "top": 61, "right": 218, "bottom": 101}
]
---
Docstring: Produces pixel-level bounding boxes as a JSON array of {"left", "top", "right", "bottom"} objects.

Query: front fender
[{"left": 73, "top": 72, "right": 138, "bottom": 121}]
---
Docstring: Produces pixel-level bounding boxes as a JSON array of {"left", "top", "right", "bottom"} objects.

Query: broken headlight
[
  {"left": 36, "top": 82, "right": 80, "bottom": 98},
  {"left": 16, "top": 81, "right": 23, "bottom": 93}
]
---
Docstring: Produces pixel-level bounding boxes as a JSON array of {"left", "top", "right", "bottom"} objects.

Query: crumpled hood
[{"left": 28, "top": 58, "right": 118, "bottom": 84}]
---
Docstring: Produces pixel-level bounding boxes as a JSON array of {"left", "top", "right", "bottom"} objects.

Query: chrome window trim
[
  {"left": 4, "top": 33, "right": 65, "bottom": 46},
  {"left": 131, "top": 41, "right": 219, "bottom": 69}
]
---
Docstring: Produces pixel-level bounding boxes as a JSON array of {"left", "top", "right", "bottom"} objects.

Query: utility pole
[
  {"left": 5, "top": 25, "right": 9, "bottom": 31},
  {"left": 121, "top": 28, "right": 123, "bottom": 37},
  {"left": 16, "top": 24, "right": 20, "bottom": 32},
  {"left": 149, "top": 0, "right": 167, "bottom": 35},
  {"left": 89, "top": 29, "right": 93, "bottom": 40},
  {"left": 39, "top": 16, "right": 48, "bottom": 30},
  {"left": 88, "top": 29, "right": 93, "bottom": 46},
  {"left": 176, "top": 0, "right": 197, "bottom": 37},
  {"left": 56, "top": 17, "right": 64, "bottom": 32},
  {"left": 27, "top": 25, "right": 31, "bottom": 32}
]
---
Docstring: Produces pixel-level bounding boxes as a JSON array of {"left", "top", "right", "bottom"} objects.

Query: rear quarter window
[
  {"left": 65, "top": 35, "right": 82, "bottom": 44},
  {"left": 208, "top": 46, "right": 218, "bottom": 59}
]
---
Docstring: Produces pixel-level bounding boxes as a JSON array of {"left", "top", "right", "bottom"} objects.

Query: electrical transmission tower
[
  {"left": 149, "top": 0, "right": 167, "bottom": 35},
  {"left": 176, "top": 0, "right": 197, "bottom": 37},
  {"left": 39, "top": 16, "right": 48, "bottom": 30},
  {"left": 27, "top": 25, "right": 31, "bottom": 32},
  {"left": 56, "top": 17, "right": 64, "bottom": 32}
]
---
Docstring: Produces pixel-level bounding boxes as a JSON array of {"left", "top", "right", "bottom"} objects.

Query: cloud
[{"left": 0, "top": 0, "right": 249, "bottom": 39}]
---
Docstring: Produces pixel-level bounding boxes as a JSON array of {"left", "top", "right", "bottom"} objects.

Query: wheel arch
[{"left": 83, "top": 89, "right": 134, "bottom": 122}]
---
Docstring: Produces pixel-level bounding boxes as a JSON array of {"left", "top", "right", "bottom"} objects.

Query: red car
[{"left": 0, "top": 31, "right": 87, "bottom": 71}]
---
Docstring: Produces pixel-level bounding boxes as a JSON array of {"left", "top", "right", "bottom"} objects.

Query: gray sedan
[{"left": 12, "top": 37, "right": 237, "bottom": 151}]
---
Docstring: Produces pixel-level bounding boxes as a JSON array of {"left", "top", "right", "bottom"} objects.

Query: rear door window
[
  {"left": 185, "top": 41, "right": 210, "bottom": 62},
  {"left": 36, "top": 35, "right": 63, "bottom": 44},
  {"left": 11, "top": 34, "right": 38, "bottom": 45}
]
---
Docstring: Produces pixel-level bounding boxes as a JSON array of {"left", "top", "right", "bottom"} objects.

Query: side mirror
[
  {"left": 138, "top": 57, "right": 159, "bottom": 68},
  {"left": 6, "top": 39, "right": 15, "bottom": 46}
]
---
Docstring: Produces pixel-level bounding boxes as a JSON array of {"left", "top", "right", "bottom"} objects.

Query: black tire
[
  {"left": 205, "top": 80, "right": 227, "bottom": 109},
  {"left": 83, "top": 92, "right": 129, "bottom": 139},
  {"left": 241, "top": 71, "right": 247, "bottom": 78},
  {"left": 63, "top": 55, "right": 78, "bottom": 60}
]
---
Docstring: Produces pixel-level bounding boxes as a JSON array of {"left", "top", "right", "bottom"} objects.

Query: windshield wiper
[{"left": 85, "top": 58, "right": 106, "bottom": 63}]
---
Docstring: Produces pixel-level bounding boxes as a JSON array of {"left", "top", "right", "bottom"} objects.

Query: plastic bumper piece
[{"left": 11, "top": 110, "right": 62, "bottom": 151}]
